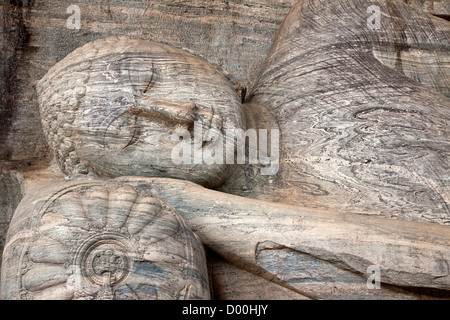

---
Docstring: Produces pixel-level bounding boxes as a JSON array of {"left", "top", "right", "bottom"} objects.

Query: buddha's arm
[{"left": 115, "top": 176, "right": 450, "bottom": 298}]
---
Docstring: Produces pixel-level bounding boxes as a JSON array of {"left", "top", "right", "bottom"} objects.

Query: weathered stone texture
[{"left": 404, "top": 0, "right": 450, "bottom": 17}]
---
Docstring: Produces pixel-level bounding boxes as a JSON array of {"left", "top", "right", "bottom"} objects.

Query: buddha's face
[{"left": 38, "top": 37, "right": 244, "bottom": 187}]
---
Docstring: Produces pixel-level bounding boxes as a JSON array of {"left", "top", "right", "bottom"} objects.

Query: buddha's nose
[{"left": 130, "top": 98, "right": 197, "bottom": 129}]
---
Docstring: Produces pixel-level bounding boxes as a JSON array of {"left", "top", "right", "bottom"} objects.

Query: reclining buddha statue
[{"left": 1, "top": 0, "right": 449, "bottom": 299}]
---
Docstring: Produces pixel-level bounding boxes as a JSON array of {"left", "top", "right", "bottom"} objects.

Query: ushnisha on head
[{"left": 37, "top": 36, "right": 245, "bottom": 188}]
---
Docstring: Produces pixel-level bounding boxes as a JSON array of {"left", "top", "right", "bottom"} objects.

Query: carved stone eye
[
  {"left": 101, "top": 111, "right": 141, "bottom": 151},
  {"left": 0, "top": 181, "right": 210, "bottom": 300}
]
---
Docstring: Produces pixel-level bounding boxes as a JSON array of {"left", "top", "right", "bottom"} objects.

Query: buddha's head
[{"left": 37, "top": 36, "right": 244, "bottom": 188}]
